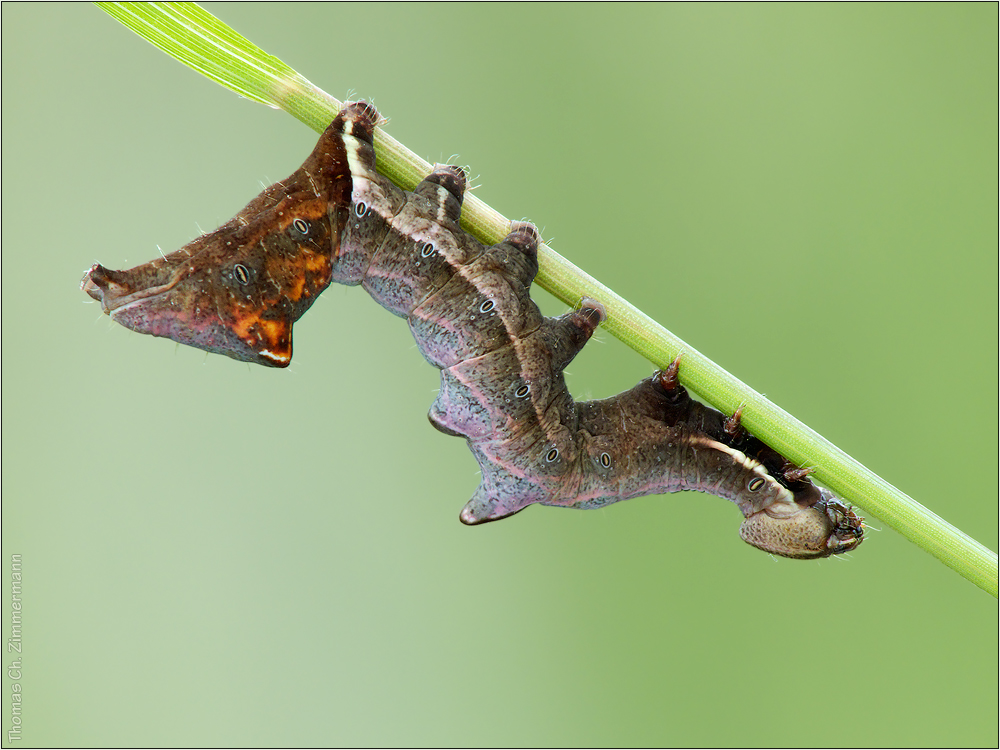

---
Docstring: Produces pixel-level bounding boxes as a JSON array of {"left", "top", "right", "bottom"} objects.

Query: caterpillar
[{"left": 81, "top": 101, "right": 864, "bottom": 559}]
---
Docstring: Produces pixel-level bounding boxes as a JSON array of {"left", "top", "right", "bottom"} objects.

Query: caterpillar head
[{"left": 739, "top": 488, "right": 864, "bottom": 559}]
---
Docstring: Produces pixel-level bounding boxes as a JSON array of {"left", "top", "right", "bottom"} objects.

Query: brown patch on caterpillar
[{"left": 81, "top": 109, "right": 355, "bottom": 367}]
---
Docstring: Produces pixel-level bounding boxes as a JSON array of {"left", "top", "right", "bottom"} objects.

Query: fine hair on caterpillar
[{"left": 81, "top": 101, "right": 864, "bottom": 560}]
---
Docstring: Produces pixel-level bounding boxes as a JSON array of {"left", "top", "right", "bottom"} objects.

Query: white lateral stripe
[
  {"left": 685, "top": 435, "right": 794, "bottom": 503},
  {"left": 435, "top": 185, "right": 451, "bottom": 223},
  {"left": 343, "top": 134, "right": 398, "bottom": 225},
  {"left": 259, "top": 349, "right": 289, "bottom": 363}
]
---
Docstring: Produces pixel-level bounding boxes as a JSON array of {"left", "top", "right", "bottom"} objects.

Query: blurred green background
[{"left": 2, "top": 3, "right": 997, "bottom": 747}]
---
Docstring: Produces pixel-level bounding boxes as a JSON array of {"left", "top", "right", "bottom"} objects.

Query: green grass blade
[{"left": 94, "top": 1, "right": 999, "bottom": 597}]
